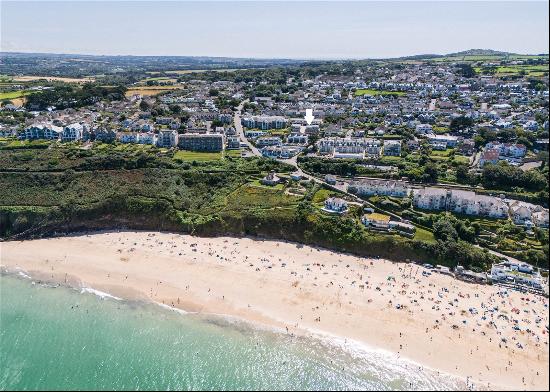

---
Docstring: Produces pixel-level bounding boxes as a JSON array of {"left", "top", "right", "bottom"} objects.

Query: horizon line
[{"left": 2, "top": 49, "right": 549, "bottom": 62}]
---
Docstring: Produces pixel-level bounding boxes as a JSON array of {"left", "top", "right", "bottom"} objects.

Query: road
[{"left": 234, "top": 100, "right": 261, "bottom": 157}]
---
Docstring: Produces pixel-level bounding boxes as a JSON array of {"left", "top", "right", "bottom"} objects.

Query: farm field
[
  {"left": 474, "top": 65, "right": 549, "bottom": 77},
  {"left": 125, "top": 86, "right": 181, "bottom": 97},
  {"left": 0, "top": 90, "right": 33, "bottom": 100},
  {"left": 162, "top": 68, "right": 253, "bottom": 75}
]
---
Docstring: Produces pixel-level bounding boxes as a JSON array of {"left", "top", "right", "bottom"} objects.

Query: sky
[{"left": 1, "top": 1, "right": 548, "bottom": 59}]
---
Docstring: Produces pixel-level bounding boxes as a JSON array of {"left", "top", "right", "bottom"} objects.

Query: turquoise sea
[{"left": 0, "top": 273, "right": 467, "bottom": 390}]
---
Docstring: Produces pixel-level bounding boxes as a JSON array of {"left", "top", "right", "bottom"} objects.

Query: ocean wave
[
  {"left": 154, "top": 301, "right": 191, "bottom": 315},
  {"left": 79, "top": 287, "right": 122, "bottom": 301}
]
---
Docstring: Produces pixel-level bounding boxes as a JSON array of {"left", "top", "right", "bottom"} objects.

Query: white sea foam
[
  {"left": 155, "top": 301, "right": 191, "bottom": 315},
  {"left": 80, "top": 287, "right": 122, "bottom": 301},
  {"left": 16, "top": 269, "right": 32, "bottom": 280}
]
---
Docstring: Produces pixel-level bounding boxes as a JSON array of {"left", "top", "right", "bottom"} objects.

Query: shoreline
[
  {"left": 1, "top": 267, "right": 473, "bottom": 391},
  {"left": 1, "top": 231, "right": 548, "bottom": 390}
]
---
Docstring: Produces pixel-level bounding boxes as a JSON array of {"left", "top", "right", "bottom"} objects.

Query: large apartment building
[
  {"left": 241, "top": 116, "right": 287, "bottom": 130},
  {"left": 178, "top": 133, "right": 225, "bottom": 152},
  {"left": 413, "top": 188, "right": 508, "bottom": 218},
  {"left": 157, "top": 129, "right": 179, "bottom": 148},
  {"left": 61, "top": 123, "right": 85, "bottom": 142},
  {"left": 348, "top": 179, "right": 409, "bottom": 198}
]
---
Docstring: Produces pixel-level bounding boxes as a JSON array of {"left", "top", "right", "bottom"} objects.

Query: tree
[
  {"left": 450, "top": 116, "right": 474, "bottom": 131},
  {"left": 456, "top": 63, "right": 476, "bottom": 78},
  {"left": 139, "top": 100, "right": 150, "bottom": 111},
  {"left": 170, "top": 104, "right": 181, "bottom": 114},
  {"left": 422, "top": 162, "right": 439, "bottom": 183},
  {"left": 433, "top": 218, "right": 458, "bottom": 242}
]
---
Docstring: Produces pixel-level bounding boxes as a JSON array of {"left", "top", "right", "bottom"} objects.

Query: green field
[
  {"left": 173, "top": 150, "right": 224, "bottom": 162},
  {"left": 473, "top": 64, "right": 549, "bottom": 77},
  {"left": 430, "top": 149, "right": 456, "bottom": 157},
  {"left": 0, "top": 90, "right": 33, "bottom": 100},
  {"left": 354, "top": 89, "right": 406, "bottom": 97},
  {"left": 172, "top": 149, "right": 241, "bottom": 162}
]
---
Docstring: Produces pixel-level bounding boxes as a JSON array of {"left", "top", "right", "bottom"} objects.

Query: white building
[
  {"left": 415, "top": 123, "right": 433, "bottom": 135},
  {"left": 348, "top": 179, "right": 409, "bottom": 198},
  {"left": 157, "top": 130, "right": 179, "bottom": 148},
  {"left": 323, "top": 197, "right": 348, "bottom": 214},
  {"left": 21, "top": 123, "right": 63, "bottom": 140},
  {"left": 490, "top": 261, "right": 545, "bottom": 290},
  {"left": 61, "top": 123, "right": 84, "bottom": 142}
]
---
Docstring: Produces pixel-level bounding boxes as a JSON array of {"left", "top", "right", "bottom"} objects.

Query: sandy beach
[{"left": 1, "top": 231, "right": 548, "bottom": 390}]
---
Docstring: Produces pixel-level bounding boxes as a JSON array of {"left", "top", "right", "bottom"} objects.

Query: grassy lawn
[
  {"left": 312, "top": 188, "right": 340, "bottom": 204},
  {"left": 378, "top": 155, "right": 403, "bottom": 164},
  {"left": 430, "top": 148, "right": 455, "bottom": 157},
  {"left": 453, "top": 155, "right": 470, "bottom": 164},
  {"left": 354, "top": 89, "right": 406, "bottom": 97},
  {"left": 114, "top": 143, "right": 153, "bottom": 152},
  {"left": 173, "top": 150, "right": 223, "bottom": 162},
  {"left": 250, "top": 179, "right": 285, "bottom": 190},
  {"left": 224, "top": 149, "right": 242, "bottom": 158},
  {"left": 414, "top": 227, "right": 436, "bottom": 243}
]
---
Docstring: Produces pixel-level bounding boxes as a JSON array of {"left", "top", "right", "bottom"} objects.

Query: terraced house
[{"left": 20, "top": 123, "right": 63, "bottom": 140}]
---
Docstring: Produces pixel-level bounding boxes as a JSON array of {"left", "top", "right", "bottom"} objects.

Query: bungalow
[
  {"left": 323, "top": 197, "right": 348, "bottom": 214},
  {"left": 361, "top": 213, "right": 390, "bottom": 229},
  {"left": 260, "top": 171, "right": 281, "bottom": 186}
]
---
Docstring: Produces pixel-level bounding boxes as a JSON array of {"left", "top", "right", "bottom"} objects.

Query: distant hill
[
  {"left": 398, "top": 49, "right": 549, "bottom": 61},
  {"left": 446, "top": 49, "right": 512, "bottom": 57}
]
